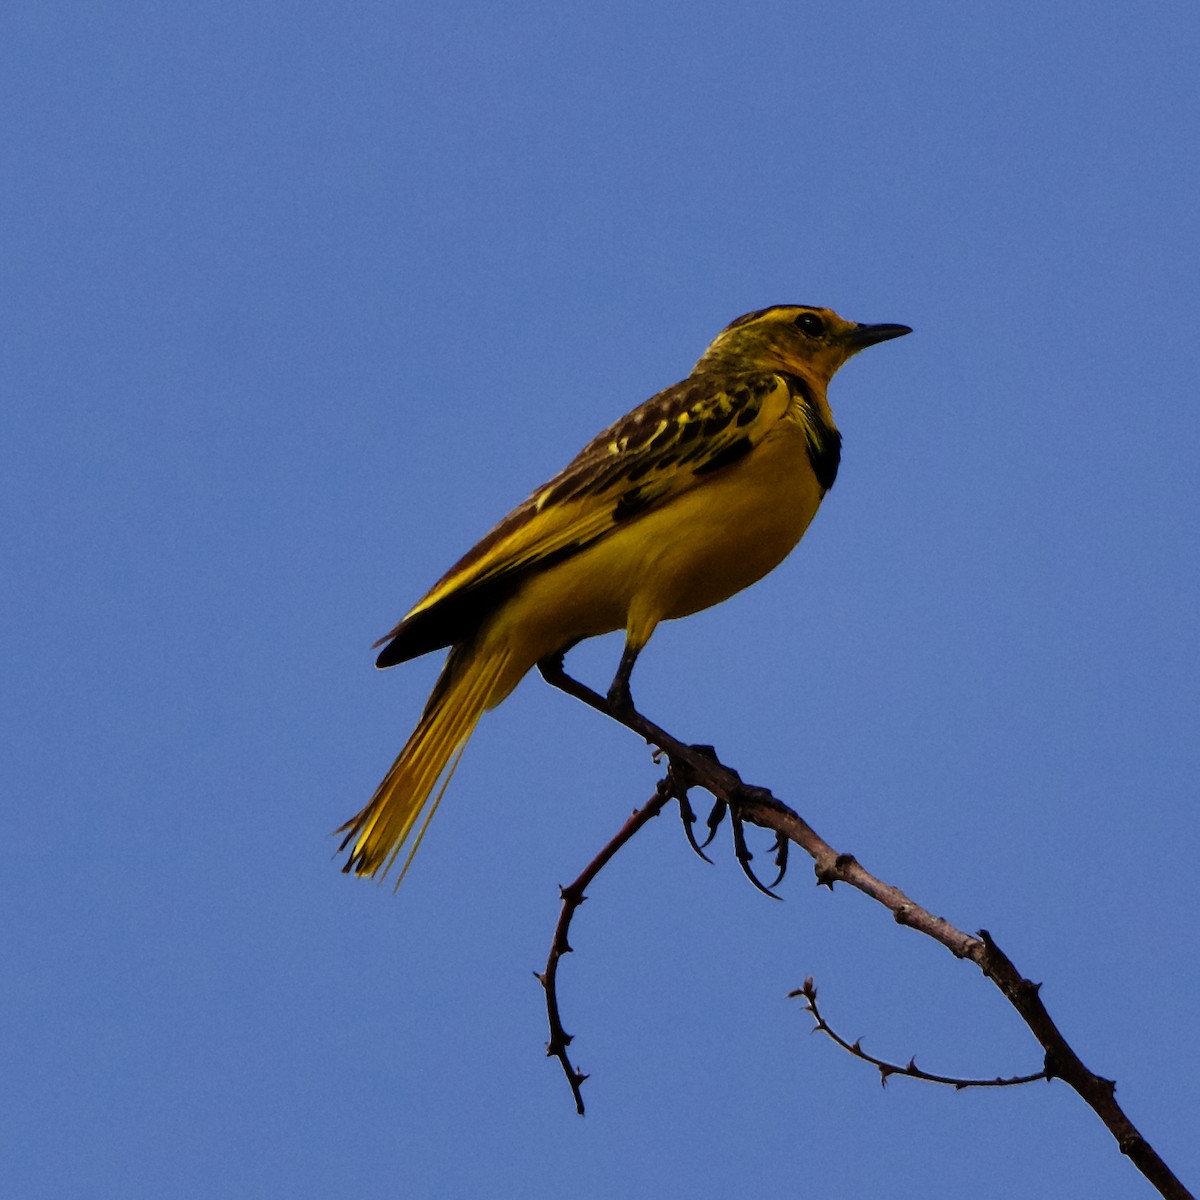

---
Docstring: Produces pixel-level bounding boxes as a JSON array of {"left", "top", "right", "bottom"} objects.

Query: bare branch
[
  {"left": 790, "top": 976, "right": 1049, "bottom": 1090},
  {"left": 537, "top": 777, "right": 674, "bottom": 1114},
  {"left": 536, "top": 658, "right": 1195, "bottom": 1200}
]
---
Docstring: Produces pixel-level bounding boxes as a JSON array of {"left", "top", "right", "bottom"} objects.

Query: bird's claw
[
  {"left": 767, "top": 830, "right": 789, "bottom": 890},
  {"left": 729, "top": 810, "right": 784, "bottom": 900},
  {"left": 675, "top": 791, "right": 713, "bottom": 864},
  {"left": 667, "top": 744, "right": 784, "bottom": 897},
  {"left": 700, "top": 798, "right": 725, "bottom": 849}
]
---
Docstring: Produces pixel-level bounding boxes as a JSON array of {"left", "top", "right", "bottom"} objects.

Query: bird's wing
[{"left": 375, "top": 371, "right": 796, "bottom": 664}]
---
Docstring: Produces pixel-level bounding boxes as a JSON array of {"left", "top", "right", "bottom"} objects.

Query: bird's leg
[
  {"left": 539, "top": 652, "right": 784, "bottom": 895},
  {"left": 536, "top": 637, "right": 642, "bottom": 725},
  {"left": 605, "top": 639, "right": 641, "bottom": 717}
]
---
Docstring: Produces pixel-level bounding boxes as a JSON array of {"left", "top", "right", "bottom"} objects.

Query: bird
[{"left": 338, "top": 304, "right": 911, "bottom": 883}]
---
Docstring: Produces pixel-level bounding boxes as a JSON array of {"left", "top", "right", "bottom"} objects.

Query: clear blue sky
[{"left": 4, "top": 3, "right": 1198, "bottom": 1197}]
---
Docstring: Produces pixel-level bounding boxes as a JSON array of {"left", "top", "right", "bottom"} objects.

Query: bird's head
[{"left": 693, "top": 305, "right": 911, "bottom": 387}]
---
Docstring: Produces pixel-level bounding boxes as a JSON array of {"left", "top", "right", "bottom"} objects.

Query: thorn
[
  {"left": 533, "top": 971, "right": 547, "bottom": 987},
  {"left": 907, "top": 1057, "right": 919, "bottom": 1072}
]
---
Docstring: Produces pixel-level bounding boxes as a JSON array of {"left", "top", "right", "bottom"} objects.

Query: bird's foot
[
  {"left": 669, "top": 746, "right": 787, "bottom": 899},
  {"left": 727, "top": 809, "right": 786, "bottom": 900},
  {"left": 674, "top": 789, "right": 713, "bottom": 864},
  {"left": 604, "top": 676, "right": 635, "bottom": 720}
]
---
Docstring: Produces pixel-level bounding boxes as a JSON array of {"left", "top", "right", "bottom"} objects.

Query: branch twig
[
  {"left": 535, "top": 658, "right": 1194, "bottom": 1200},
  {"left": 536, "top": 778, "right": 674, "bottom": 1114},
  {"left": 791, "top": 976, "right": 1049, "bottom": 1089}
]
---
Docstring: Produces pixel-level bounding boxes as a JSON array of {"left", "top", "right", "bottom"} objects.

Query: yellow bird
[{"left": 339, "top": 305, "right": 910, "bottom": 882}]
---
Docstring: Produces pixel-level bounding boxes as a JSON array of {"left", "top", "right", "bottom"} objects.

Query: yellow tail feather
[{"left": 338, "top": 643, "right": 512, "bottom": 883}]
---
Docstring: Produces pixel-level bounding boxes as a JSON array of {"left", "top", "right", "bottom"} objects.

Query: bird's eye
[{"left": 794, "top": 312, "right": 825, "bottom": 337}]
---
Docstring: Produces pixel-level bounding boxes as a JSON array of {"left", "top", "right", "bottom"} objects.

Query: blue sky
[{"left": 4, "top": 2, "right": 1198, "bottom": 1197}]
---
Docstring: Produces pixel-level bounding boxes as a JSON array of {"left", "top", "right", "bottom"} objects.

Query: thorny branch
[
  {"left": 792, "top": 976, "right": 1048, "bottom": 1090},
  {"left": 535, "top": 657, "right": 1194, "bottom": 1200},
  {"left": 535, "top": 777, "right": 674, "bottom": 1115}
]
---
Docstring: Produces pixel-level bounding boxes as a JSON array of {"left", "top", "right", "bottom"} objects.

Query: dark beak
[{"left": 847, "top": 322, "right": 913, "bottom": 350}]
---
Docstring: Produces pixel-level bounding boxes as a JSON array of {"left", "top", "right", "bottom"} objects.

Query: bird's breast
[
  {"left": 636, "top": 415, "right": 826, "bottom": 622},
  {"left": 491, "top": 415, "right": 828, "bottom": 666}
]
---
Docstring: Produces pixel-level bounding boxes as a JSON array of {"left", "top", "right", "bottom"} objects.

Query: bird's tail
[{"left": 338, "top": 640, "right": 514, "bottom": 885}]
